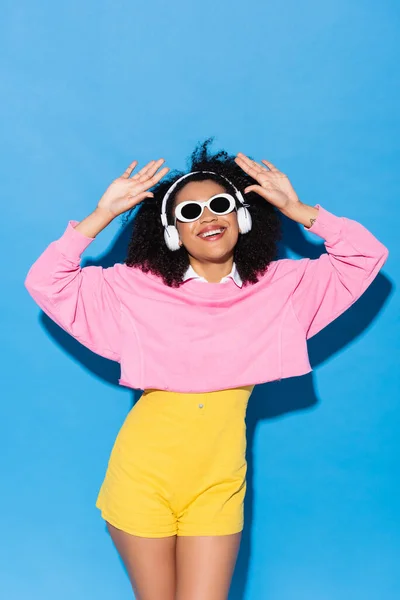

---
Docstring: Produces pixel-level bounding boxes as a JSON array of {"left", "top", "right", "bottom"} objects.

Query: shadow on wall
[{"left": 39, "top": 213, "right": 393, "bottom": 600}]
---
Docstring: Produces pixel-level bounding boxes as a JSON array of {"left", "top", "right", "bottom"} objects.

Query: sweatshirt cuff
[
  {"left": 55, "top": 220, "right": 95, "bottom": 261},
  {"left": 305, "top": 204, "right": 343, "bottom": 240}
]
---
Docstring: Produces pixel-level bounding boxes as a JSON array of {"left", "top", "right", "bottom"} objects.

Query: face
[{"left": 173, "top": 180, "right": 240, "bottom": 262}]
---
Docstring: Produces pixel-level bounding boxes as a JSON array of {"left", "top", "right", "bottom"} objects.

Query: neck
[{"left": 189, "top": 256, "right": 234, "bottom": 283}]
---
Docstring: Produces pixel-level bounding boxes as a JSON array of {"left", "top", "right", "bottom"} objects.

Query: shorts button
[{"left": 198, "top": 403, "right": 204, "bottom": 408}]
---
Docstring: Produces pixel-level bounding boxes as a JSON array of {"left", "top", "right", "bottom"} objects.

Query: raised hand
[
  {"left": 234, "top": 152, "right": 300, "bottom": 211},
  {"left": 97, "top": 158, "right": 170, "bottom": 218}
]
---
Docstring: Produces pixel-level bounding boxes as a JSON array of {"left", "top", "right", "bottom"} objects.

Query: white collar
[{"left": 182, "top": 263, "right": 243, "bottom": 288}]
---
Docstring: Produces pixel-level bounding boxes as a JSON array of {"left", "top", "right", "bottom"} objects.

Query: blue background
[{"left": 1, "top": 1, "right": 399, "bottom": 598}]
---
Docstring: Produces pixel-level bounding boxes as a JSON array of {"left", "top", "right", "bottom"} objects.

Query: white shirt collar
[{"left": 182, "top": 263, "right": 243, "bottom": 288}]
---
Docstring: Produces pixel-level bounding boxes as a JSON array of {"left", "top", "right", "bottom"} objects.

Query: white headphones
[{"left": 160, "top": 170, "right": 252, "bottom": 251}]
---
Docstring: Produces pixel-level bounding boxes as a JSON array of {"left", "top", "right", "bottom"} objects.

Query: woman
[{"left": 25, "top": 138, "right": 388, "bottom": 600}]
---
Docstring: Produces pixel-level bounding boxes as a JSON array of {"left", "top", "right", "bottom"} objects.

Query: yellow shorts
[{"left": 95, "top": 385, "right": 254, "bottom": 537}]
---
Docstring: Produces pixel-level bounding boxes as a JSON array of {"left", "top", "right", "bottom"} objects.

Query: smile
[{"left": 198, "top": 227, "right": 226, "bottom": 241}]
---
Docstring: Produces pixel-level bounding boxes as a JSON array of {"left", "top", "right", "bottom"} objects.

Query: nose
[{"left": 200, "top": 206, "right": 217, "bottom": 221}]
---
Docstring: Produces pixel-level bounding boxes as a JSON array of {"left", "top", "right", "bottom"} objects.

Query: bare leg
[
  {"left": 175, "top": 532, "right": 242, "bottom": 600},
  {"left": 106, "top": 521, "right": 177, "bottom": 600}
]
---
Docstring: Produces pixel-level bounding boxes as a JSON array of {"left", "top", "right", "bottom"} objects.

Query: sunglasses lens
[
  {"left": 176, "top": 195, "right": 234, "bottom": 221},
  {"left": 179, "top": 203, "right": 202, "bottom": 221},
  {"left": 210, "top": 195, "right": 233, "bottom": 214}
]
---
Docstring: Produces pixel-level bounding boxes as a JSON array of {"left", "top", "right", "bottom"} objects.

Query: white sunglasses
[{"left": 174, "top": 193, "right": 238, "bottom": 224}]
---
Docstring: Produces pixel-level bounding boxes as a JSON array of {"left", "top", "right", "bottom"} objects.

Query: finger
[
  {"left": 136, "top": 163, "right": 169, "bottom": 187},
  {"left": 236, "top": 154, "right": 267, "bottom": 176},
  {"left": 144, "top": 158, "right": 167, "bottom": 179},
  {"left": 244, "top": 185, "right": 259, "bottom": 194},
  {"left": 124, "top": 190, "right": 155, "bottom": 212},
  {"left": 121, "top": 159, "right": 139, "bottom": 179},
  {"left": 134, "top": 166, "right": 170, "bottom": 193},
  {"left": 234, "top": 155, "right": 263, "bottom": 178},
  {"left": 244, "top": 184, "right": 269, "bottom": 199},
  {"left": 236, "top": 153, "right": 258, "bottom": 169},
  {"left": 132, "top": 191, "right": 155, "bottom": 202},
  {"left": 237, "top": 152, "right": 272, "bottom": 174},
  {"left": 134, "top": 159, "right": 158, "bottom": 178},
  {"left": 121, "top": 158, "right": 159, "bottom": 180},
  {"left": 261, "top": 159, "right": 279, "bottom": 172},
  {"left": 146, "top": 165, "right": 170, "bottom": 185},
  {"left": 133, "top": 158, "right": 166, "bottom": 182},
  {"left": 125, "top": 157, "right": 164, "bottom": 181}
]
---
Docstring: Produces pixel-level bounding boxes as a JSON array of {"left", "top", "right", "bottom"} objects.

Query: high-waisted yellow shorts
[{"left": 95, "top": 385, "right": 254, "bottom": 537}]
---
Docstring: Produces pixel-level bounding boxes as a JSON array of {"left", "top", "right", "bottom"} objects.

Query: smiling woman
[
  {"left": 124, "top": 137, "right": 282, "bottom": 287},
  {"left": 173, "top": 179, "right": 243, "bottom": 282},
  {"left": 24, "top": 135, "right": 388, "bottom": 600}
]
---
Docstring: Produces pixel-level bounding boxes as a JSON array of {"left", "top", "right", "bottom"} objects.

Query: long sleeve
[
  {"left": 291, "top": 204, "right": 389, "bottom": 340},
  {"left": 24, "top": 220, "right": 122, "bottom": 361}
]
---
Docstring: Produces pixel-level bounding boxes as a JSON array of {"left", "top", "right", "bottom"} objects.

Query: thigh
[
  {"left": 96, "top": 393, "right": 179, "bottom": 538},
  {"left": 106, "top": 522, "right": 177, "bottom": 600},
  {"left": 175, "top": 532, "right": 242, "bottom": 600}
]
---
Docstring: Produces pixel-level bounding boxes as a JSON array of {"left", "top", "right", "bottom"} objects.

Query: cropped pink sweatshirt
[{"left": 24, "top": 204, "right": 389, "bottom": 393}]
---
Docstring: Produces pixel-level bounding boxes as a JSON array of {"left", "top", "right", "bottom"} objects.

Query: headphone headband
[{"left": 160, "top": 170, "right": 246, "bottom": 228}]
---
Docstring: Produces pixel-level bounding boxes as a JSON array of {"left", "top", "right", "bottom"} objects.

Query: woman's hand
[
  {"left": 73, "top": 158, "right": 170, "bottom": 238},
  {"left": 97, "top": 158, "right": 170, "bottom": 219},
  {"left": 234, "top": 152, "right": 319, "bottom": 228},
  {"left": 234, "top": 152, "right": 300, "bottom": 211}
]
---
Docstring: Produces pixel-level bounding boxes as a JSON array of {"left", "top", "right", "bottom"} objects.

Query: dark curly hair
[{"left": 122, "top": 137, "right": 282, "bottom": 288}]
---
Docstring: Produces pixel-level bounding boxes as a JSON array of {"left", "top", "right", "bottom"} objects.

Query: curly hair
[{"left": 122, "top": 137, "right": 282, "bottom": 288}]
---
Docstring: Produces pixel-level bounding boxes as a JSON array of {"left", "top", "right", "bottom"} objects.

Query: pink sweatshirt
[{"left": 24, "top": 204, "right": 388, "bottom": 393}]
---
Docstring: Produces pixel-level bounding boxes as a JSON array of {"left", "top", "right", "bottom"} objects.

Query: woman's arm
[
  {"left": 235, "top": 152, "right": 389, "bottom": 339},
  {"left": 24, "top": 158, "right": 170, "bottom": 360},
  {"left": 24, "top": 219, "right": 123, "bottom": 360},
  {"left": 287, "top": 203, "right": 389, "bottom": 339},
  {"left": 73, "top": 206, "right": 114, "bottom": 237}
]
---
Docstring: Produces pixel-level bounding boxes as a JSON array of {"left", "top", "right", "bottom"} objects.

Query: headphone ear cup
[
  {"left": 237, "top": 206, "right": 252, "bottom": 234},
  {"left": 164, "top": 225, "right": 181, "bottom": 251}
]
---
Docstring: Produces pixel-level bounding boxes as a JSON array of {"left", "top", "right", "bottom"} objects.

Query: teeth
[{"left": 199, "top": 228, "right": 224, "bottom": 238}]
